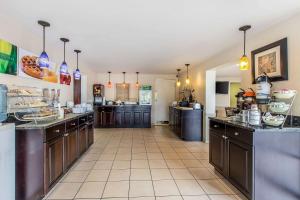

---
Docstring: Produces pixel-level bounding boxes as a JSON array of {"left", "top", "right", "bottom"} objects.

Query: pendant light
[
  {"left": 176, "top": 69, "right": 181, "bottom": 87},
  {"left": 59, "top": 38, "right": 69, "bottom": 75},
  {"left": 135, "top": 72, "right": 140, "bottom": 88},
  {"left": 185, "top": 64, "right": 190, "bottom": 85},
  {"left": 122, "top": 72, "right": 126, "bottom": 88},
  {"left": 74, "top": 49, "right": 81, "bottom": 80},
  {"left": 37, "top": 20, "right": 50, "bottom": 69},
  {"left": 239, "top": 25, "right": 251, "bottom": 70},
  {"left": 107, "top": 71, "right": 112, "bottom": 88}
]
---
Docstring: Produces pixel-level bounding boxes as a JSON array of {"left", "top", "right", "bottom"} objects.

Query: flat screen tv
[{"left": 216, "top": 81, "right": 229, "bottom": 94}]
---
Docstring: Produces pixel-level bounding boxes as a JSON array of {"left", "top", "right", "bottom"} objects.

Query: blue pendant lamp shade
[
  {"left": 38, "top": 20, "right": 50, "bottom": 69},
  {"left": 74, "top": 49, "right": 81, "bottom": 80},
  {"left": 60, "top": 38, "right": 69, "bottom": 75}
]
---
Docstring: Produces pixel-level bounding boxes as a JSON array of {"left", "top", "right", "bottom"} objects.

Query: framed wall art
[{"left": 251, "top": 38, "right": 288, "bottom": 83}]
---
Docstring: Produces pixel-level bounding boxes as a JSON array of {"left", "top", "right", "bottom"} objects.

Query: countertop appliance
[
  {"left": 256, "top": 73, "right": 272, "bottom": 104},
  {"left": 0, "top": 123, "right": 15, "bottom": 200},
  {"left": 139, "top": 85, "right": 152, "bottom": 105},
  {"left": 0, "top": 84, "right": 8, "bottom": 122},
  {"left": 93, "top": 84, "right": 105, "bottom": 105}
]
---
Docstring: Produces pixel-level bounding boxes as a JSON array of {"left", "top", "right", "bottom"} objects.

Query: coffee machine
[{"left": 93, "top": 84, "right": 105, "bottom": 105}]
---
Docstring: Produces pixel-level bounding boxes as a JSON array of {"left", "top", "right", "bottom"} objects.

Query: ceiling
[{"left": 1, "top": 0, "right": 300, "bottom": 74}]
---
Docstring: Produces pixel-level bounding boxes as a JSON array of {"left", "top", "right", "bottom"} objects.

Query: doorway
[{"left": 154, "top": 79, "right": 176, "bottom": 125}]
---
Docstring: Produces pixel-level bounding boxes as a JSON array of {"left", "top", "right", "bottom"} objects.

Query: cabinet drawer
[
  {"left": 79, "top": 116, "right": 88, "bottom": 126},
  {"left": 46, "top": 123, "right": 65, "bottom": 142},
  {"left": 88, "top": 113, "right": 94, "bottom": 122},
  {"left": 66, "top": 119, "right": 78, "bottom": 131},
  {"left": 210, "top": 120, "right": 225, "bottom": 134},
  {"left": 226, "top": 125, "right": 253, "bottom": 145}
]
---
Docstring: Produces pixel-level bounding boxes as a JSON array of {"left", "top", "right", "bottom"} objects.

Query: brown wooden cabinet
[
  {"left": 78, "top": 125, "right": 88, "bottom": 155},
  {"left": 227, "top": 138, "right": 252, "bottom": 197},
  {"left": 45, "top": 136, "right": 64, "bottom": 187},
  {"left": 209, "top": 131, "right": 226, "bottom": 173},
  {"left": 209, "top": 119, "right": 253, "bottom": 200},
  {"left": 88, "top": 123, "right": 94, "bottom": 146},
  {"left": 94, "top": 105, "right": 151, "bottom": 128},
  {"left": 63, "top": 129, "right": 78, "bottom": 170}
]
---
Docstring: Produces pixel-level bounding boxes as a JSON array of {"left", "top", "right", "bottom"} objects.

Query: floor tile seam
[{"left": 73, "top": 135, "right": 112, "bottom": 199}]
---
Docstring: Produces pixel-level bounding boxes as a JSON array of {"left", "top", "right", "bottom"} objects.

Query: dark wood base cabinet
[
  {"left": 94, "top": 105, "right": 151, "bottom": 128},
  {"left": 169, "top": 106, "right": 203, "bottom": 141},
  {"left": 209, "top": 118, "right": 300, "bottom": 200},
  {"left": 16, "top": 112, "right": 94, "bottom": 200}
]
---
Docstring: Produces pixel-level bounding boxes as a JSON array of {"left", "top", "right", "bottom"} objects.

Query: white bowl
[
  {"left": 269, "top": 102, "right": 290, "bottom": 113},
  {"left": 273, "top": 90, "right": 296, "bottom": 99},
  {"left": 262, "top": 116, "right": 284, "bottom": 126}
]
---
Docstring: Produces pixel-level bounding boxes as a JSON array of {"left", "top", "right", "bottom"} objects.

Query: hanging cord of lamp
[
  {"left": 59, "top": 38, "right": 70, "bottom": 75},
  {"left": 176, "top": 69, "right": 181, "bottom": 87},
  {"left": 136, "top": 72, "right": 140, "bottom": 88},
  {"left": 185, "top": 64, "right": 190, "bottom": 85},
  {"left": 122, "top": 72, "right": 126, "bottom": 88},
  {"left": 74, "top": 49, "right": 81, "bottom": 80},
  {"left": 37, "top": 20, "right": 50, "bottom": 69},
  {"left": 107, "top": 71, "right": 112, "bottom": 88},
  {"left": 239, "top": 25, "right": 251, "bottom": 70}
]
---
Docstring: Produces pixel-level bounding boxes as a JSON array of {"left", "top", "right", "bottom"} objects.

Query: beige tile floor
[{"left": 44, "top": 126, "right": 247, "bottom": 200}]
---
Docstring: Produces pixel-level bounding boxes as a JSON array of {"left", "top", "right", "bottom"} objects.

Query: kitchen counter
[
  {"left": 169, "top": 106, "right": 203, "bottom": 141},
  {"left": 210, "top": 117, "right": 300, "bottom": 133},
  {"left": 16, "top": 112, "right": 94, "bottom": 200},
  {"left": 209, "top": 117, "right": 300, "bottom": 200},
  {"left": 16, "top": 111, "right": 94, "bottom": 129},
  {"left": 94, "top": 105, "right": 151, "bottom": 128}
]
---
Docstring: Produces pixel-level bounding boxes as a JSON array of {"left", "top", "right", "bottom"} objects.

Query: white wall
[
  {"left": 0, "top": 12, "right": 97, "bottom": 105},
  {"left": 215, "top": 77, "right": 241, "bottom": 108},
  {"left": 95, "top": 73, "right": 176, "bottom": 123},
  {"left": 186, "top": 13, "right": 300, "bottom": 116}
]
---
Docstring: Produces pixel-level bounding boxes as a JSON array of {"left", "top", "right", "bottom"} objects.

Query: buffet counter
[
  {"left": 209, "top": 117, "right": 300, "bottom": 200},
  {"left": 94, "top": 104, "right": 151, "bottom": 128},
  {"left": 16, "top": 112, "right": 94, "bottom": 200},
  {"left": 169, "top": 106, "right": 203, "bottom": 141}
]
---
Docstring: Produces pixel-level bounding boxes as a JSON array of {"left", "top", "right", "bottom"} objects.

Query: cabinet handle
[
  {"left": 213, "top": 125, "right": 219, "bottom": 128},
  {"left": 71, "top": 123, "right": 76, "bottom": 126},
  {"left": 234, "top": 132, "right": 239, "bottom": 136},
  {"left": 55, "top": 129, "right": 60, "bottom": 133},
  {"left": 81, "top": 119, "right": 86, "bottom": 121},
  {"left": 64, "top": 133, "right": 69, "bottom": 137}
]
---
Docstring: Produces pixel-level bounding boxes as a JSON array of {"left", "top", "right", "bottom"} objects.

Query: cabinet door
[
  {"left": 209, "top": 131, "right": 226, "bottom": 174},
  {"left": 88, "top": 123, "right": 94, "bottom": 146},
  {"left": 124, "top": 112, "right": 132, "bottom": 127},
  {"left": 64, "top": 130, "right": 78, "bottom": 170},
  {"left": 142, "top": 112, "right": 151, "bottom": 128},
  {"left": 78, "top": 125, "right": 88, "bottom": 155},
  {"left": 134, "top": 111, "right": 142, "bottom": 127},
  {"left": 227, "top": 139, "right": 252, "bottom": 198},
  {"left": 104, "top": 112, "right": 114, "bottom": 127},
  {"left": 46, "top": 136, "right": 64, "bottom": 186},
  {"left": 115, "top": 112, "right": 123, "bottom": 127}
]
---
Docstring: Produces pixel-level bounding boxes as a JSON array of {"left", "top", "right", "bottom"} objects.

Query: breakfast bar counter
[
  {"left": 209, "top": 117, "right": 300, "bottom": 200},
  {"left": 16, "top": 112, "right": 94, "bottom": 200}
]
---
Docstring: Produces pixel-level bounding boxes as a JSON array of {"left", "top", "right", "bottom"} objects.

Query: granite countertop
[
  {"left": 209, "top": 117, "right": 300, "bottom": 133},
  {"left": 16, "top": 111, "right": 94, "bottom": 130}
]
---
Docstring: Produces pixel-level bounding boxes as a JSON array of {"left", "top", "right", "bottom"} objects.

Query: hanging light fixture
[
  {"left": 122, "top": 72, "right": 126, "bottom": 88},
  {"left": 176, "top": 69, "right": 181, "bottom": 87},
  {"left": 107, "top": 71, "right": 112, "bottom": 88},
  {"left": 135, "top": 72, "right": 140, "bottom": 88},
  {"left": 185, "top": 64, "right": 190, "bottom": 85},
  {"left": 37, "top": 20, "right": 50, "bottom": 69},
  {"left": 59, "top": 38, "right": 70, "bottom": 75},
  {"left": 239, "top": 25, "right": 251, "bottom": 70},
  {"left": 74, "top": 49, "right": 81, "bottom": 80}
]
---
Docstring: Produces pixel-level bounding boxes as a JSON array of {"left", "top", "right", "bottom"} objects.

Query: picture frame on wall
[{"left": 251, "top": 38, "right": 288, "bottom": 83}]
